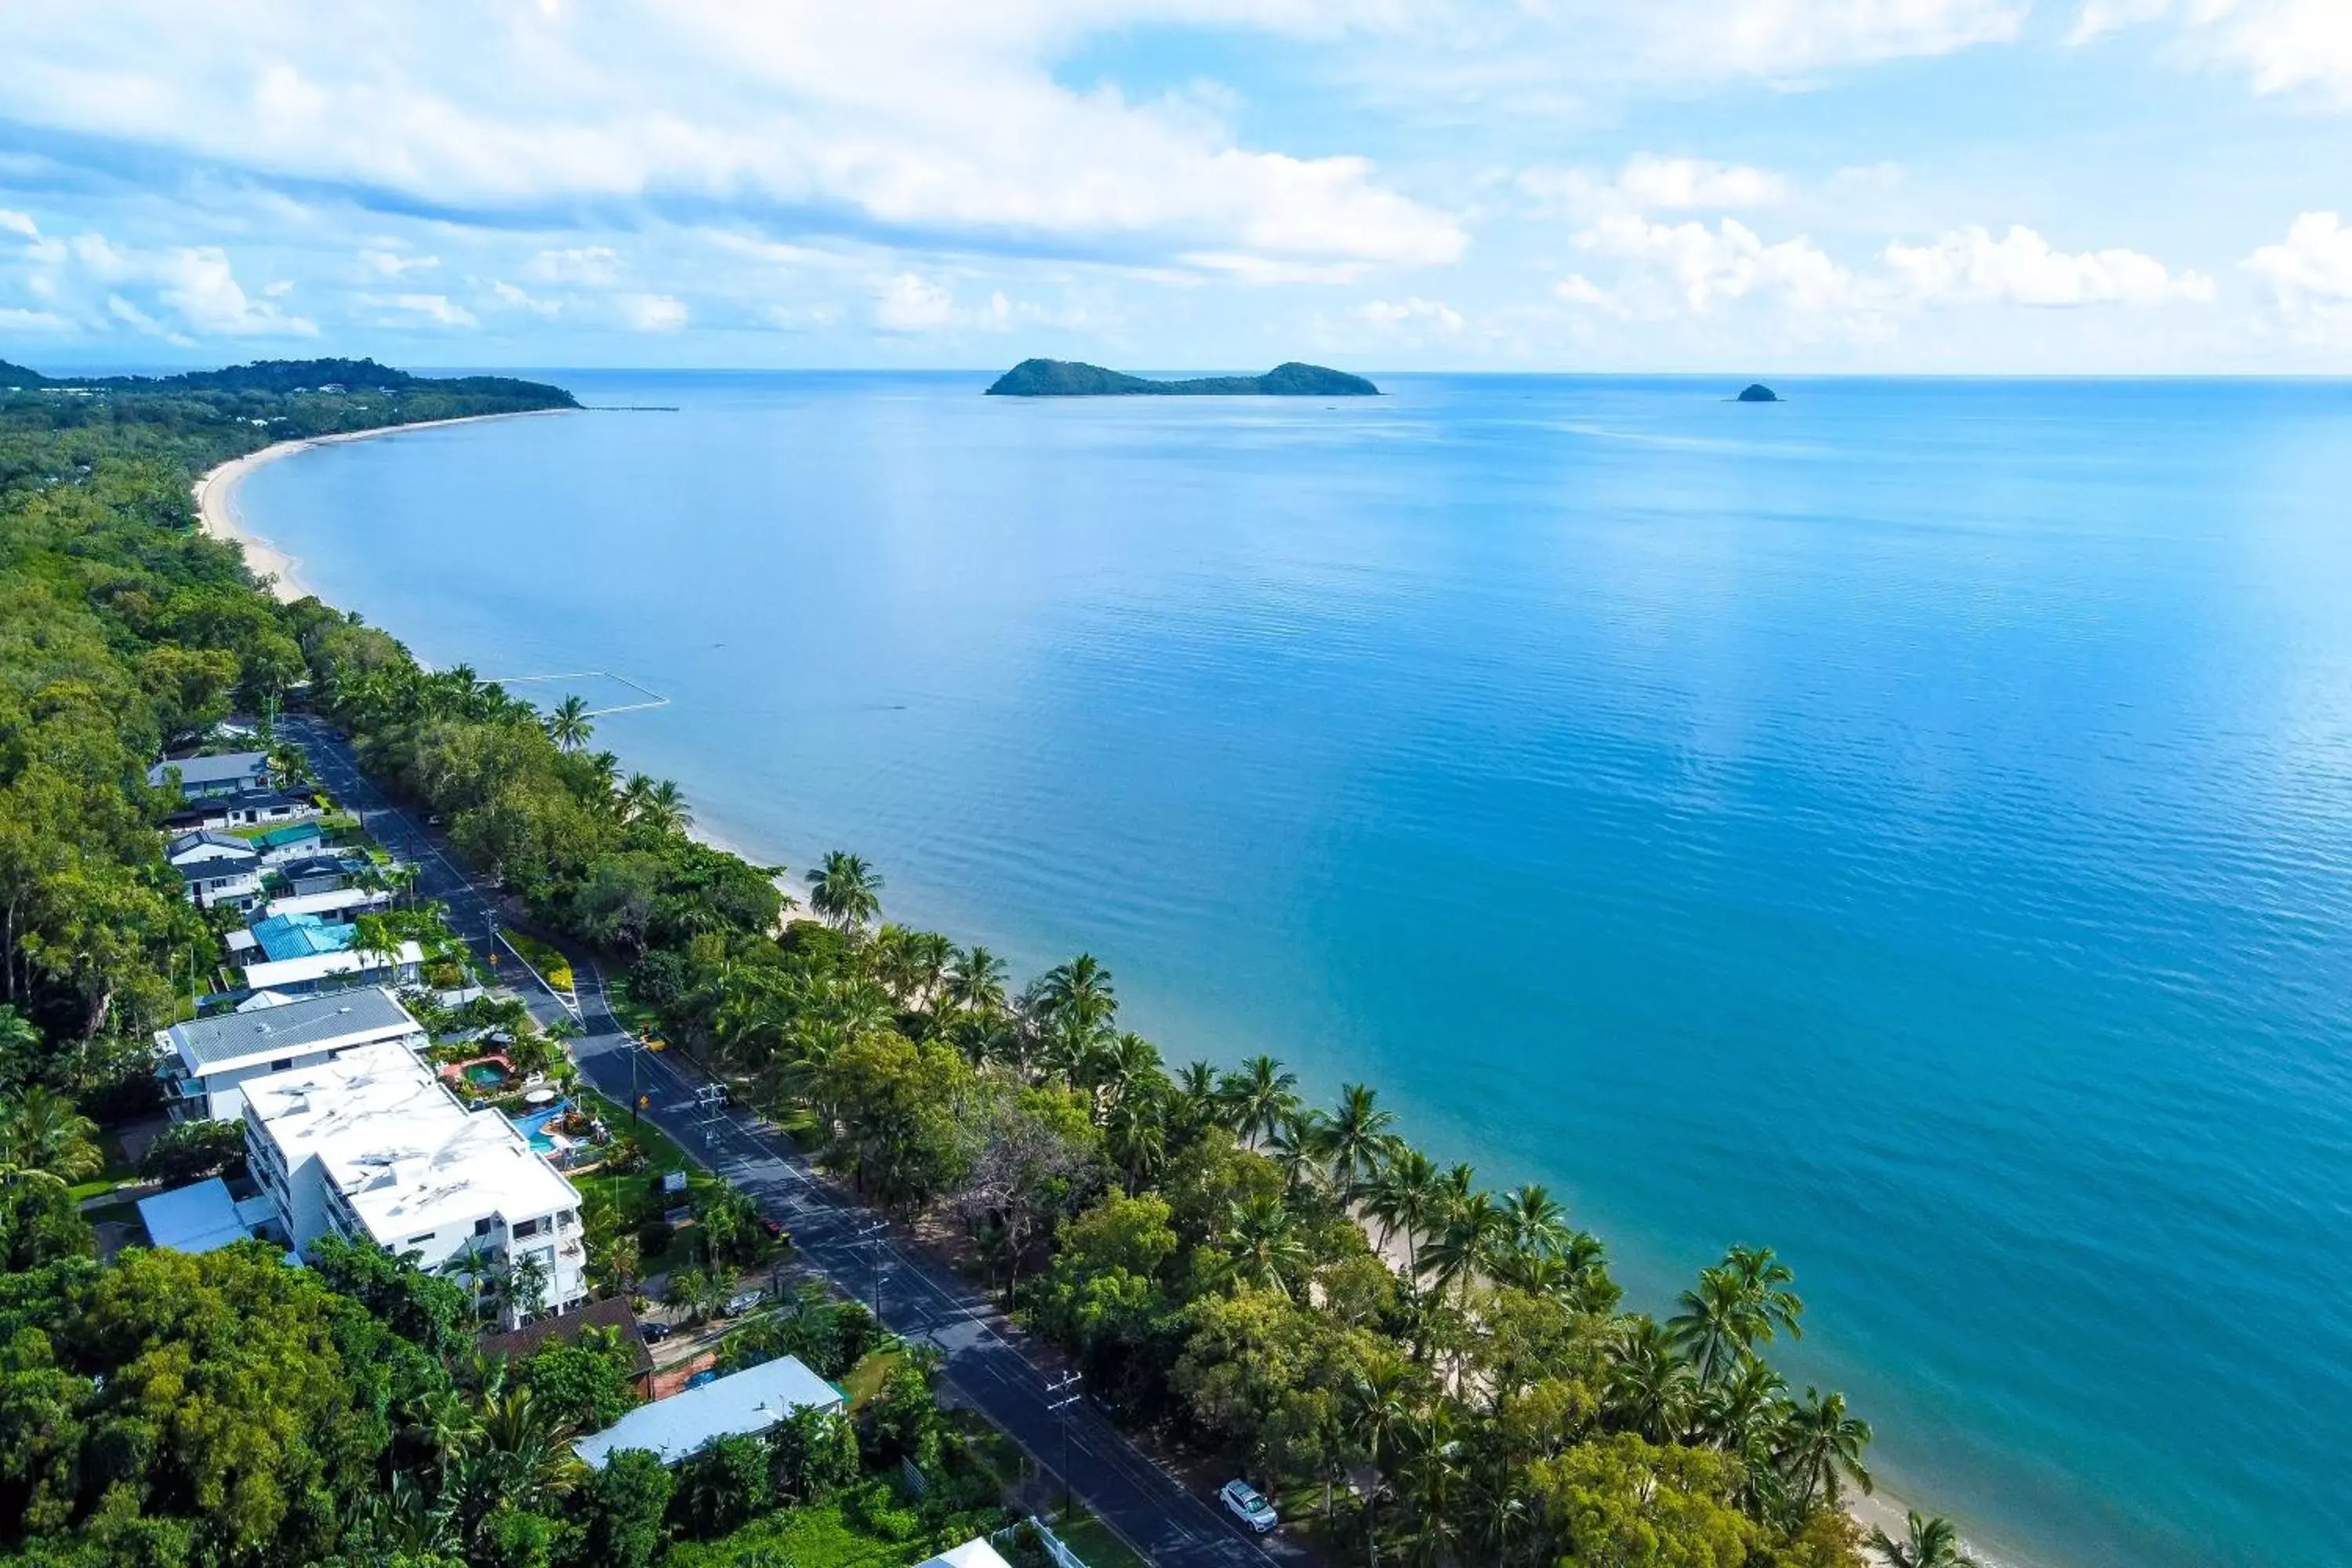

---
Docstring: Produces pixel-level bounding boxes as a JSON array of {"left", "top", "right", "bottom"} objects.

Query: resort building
[
  {"left": 573, "top": 1356, "right": 844, "bottom": 1468},
  {"left": 165, "top": 830, "right": 263, "bottom": 910},
  {"left": 242, "top": 1041, "right": 588, "bottom": 1327},
  {"left": 148, "top": 750, "right": 271, "bottom": 800},
  {"left": 154, "top": 985, "right": 428, "bottom": 1121}
]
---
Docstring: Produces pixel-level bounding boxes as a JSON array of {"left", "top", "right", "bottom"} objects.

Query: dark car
[
  {"left": 638, "top": 1321, "right": 673, "bottom": 1344},
  {"left": 758, "top": 1217, "right": 785, "bottom": 1240}
]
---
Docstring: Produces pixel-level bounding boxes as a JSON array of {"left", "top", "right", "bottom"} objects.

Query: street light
[{"left": 1047, "top": 1373, "right": 1083, "bottom": 1519}]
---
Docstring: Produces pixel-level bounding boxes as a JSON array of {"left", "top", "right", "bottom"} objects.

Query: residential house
[
  {"left": 148, "top": 751, "right": 270, "bottom": 801},
  {"left": 154, "top": 985, "right": 427, "bottom": 1121},
  {"left": 165, "top": 830, "right": 263, "bottom": 911},
  {"left": 277, "top": 852, "right": 371, "bottom": 897},
  {"left": 263, "top": 887, "right": 393, "bottom": 922},
  {"left": 164, "top": 788, "right": 320, "bottom": 833},
  {"left": 572, "top": 1356, "right": 843, "bottom": 1468},
  {"left": 242, "top": 1042, "right": 589, "bottom": 1327},
  {"left": 477, "top": 1297, "right": 656, "bottom": 1395},
  {"left": 252, "top": 821, "right": 328, "bottom": 866}
]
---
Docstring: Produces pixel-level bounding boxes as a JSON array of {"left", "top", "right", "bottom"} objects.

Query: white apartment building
[
  {"left": 154, "top": 986, "right": 428, "bottom": 1122},
  {"left": 241, "top": 1041, "right": 588, "bottom": 1325}
]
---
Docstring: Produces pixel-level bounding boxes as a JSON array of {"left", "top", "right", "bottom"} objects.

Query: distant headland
[
  {"left": 986, "top": 358, "right": 1378, "bottom": 397},
  {"left": 1737, "top": 383, "right": 1780, "bottom": 402}
]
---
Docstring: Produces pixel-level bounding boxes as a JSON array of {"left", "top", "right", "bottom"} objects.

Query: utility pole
[
  {"left": 854, "top": 1220, "right": 889, "bottom": 1319},
  {"left": 1047, "top": 1372, "right": 1083, "bottom": 1519}
]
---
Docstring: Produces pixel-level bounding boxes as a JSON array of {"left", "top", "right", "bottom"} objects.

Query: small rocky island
[
  {"left": 987, "top": 358, "right": 1378, "bottom": 397},
  {"left": 1737, "top": 383, "right": 1780, "bottom": 402}
]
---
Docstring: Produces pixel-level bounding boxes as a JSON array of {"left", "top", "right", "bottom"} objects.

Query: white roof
[
  {"left": 241, "top": 941, "right": 423, "bottom": 990},
  {"left": 245, "top": 1041, "right": 577, "bottom": 1245},
  {"left": 573, "top": 1356, "right": 842, "bottom": 1467},
  {"left": 918, "top": 1542, "right": 1016, "bottom": 1568},
  {"left": 265, "top": 888, "right": 390, "bottom": 919},
  {"left": 136, "top": 1178, "right": 253, "bottom": 1253},
  {"left": 162, "top": 985, "right": 422, "bottom": 1073}
]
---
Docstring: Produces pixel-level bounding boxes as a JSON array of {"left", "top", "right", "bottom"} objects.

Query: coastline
[
  {"left": 213, "top": 395, "right": 2006, "bottom": 1568},
  {"left": 193, "top": 408, "right": 572, "bottom": 603}
]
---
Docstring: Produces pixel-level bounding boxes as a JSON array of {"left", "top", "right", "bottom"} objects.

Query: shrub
[{"left": 139, "top": 1118, "right": 248, "bottom": 1183}]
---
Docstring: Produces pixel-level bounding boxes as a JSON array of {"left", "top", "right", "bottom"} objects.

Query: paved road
[{"left": 284, "top": 717, "right": 1282, "bottom": 1568}]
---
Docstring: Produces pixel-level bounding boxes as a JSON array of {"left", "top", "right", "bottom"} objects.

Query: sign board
[{"left": 661, "top": 1170, "right": 688, "bottom": 1196}]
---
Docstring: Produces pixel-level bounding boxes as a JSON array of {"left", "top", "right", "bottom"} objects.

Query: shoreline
[
  {"left": 214, "top": 397, "right": 2007, "bottom": 1568},
  {"left": 193, "top": 408, "right": 572, "bottom": 603}
]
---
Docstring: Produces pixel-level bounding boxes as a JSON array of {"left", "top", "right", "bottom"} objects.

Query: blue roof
[
  {"left": 573, "top": 1355, "right": 842, "bottom": 1467},
  {"left": 136, "top": 1178, "right": 250, "bottom": 1253},
  {"left": 248, "top": 911, "right": 358, "bottom": 962},
  {"left": 253, "top": 822, "right": 325, "bottom": 850}
]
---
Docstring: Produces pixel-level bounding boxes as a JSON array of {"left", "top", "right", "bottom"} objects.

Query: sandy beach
[{"left": 193, "top": 408, "right": 572, "bottom": 602}]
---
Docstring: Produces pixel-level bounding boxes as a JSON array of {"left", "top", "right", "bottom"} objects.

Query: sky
[{"left": 1, "top": 0, "right": 2349, "bottom": 374}]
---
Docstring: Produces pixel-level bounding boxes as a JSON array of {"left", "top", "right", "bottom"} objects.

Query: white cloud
[
  {"left": 1617, "top": 154, "right": 1788, "bottom": 209},
  {"left": 1572, "top": 214, "right": 1857, "bottom": 314},
  {"left": 1523, "top": 154, "right": 1788, "bottom": 220},
  {"left": 873, "top": 272, "right": 956, "bottom": 332},
  {"left": 65, "top": 234, "right": 318, "bottom": 337},
  {"left": 2244, "top": 212, "right": 2352, "bottom": 339},
  {"left": 492, "top": 279, "right": 562, "bottom": 317},
  {"left": 366, "top": 292, "right": 479, "bottom": 328},
  {"left": 1635, "top": 0, "right": 2025, "bottom": 77},
  {"left": 1882, "top": 224, "right": 2213, "bottom": 307},
  {"left": 361, "top": 248, "right": 439, "bottom": 277},
  {"left": 0, "top": 306, "right": 70, "bottom": 332},
  {"left": 2071, "top": 0, "right": 2352, "bottom": 102},
  {"left": 0, "top": 209, "right": 39, "bottom": 238},
  {"left": 618, "top": 292, "right": 688, "bottom": 332},
  {"left": 1359, "top": 295, "right": 1465, "bottom": 331},
  {"left": 527, "top": 246, "right": 622, "bottom": 285},
  {"left": 0, "top": 3, "right": 1461, "bottom": 277}
]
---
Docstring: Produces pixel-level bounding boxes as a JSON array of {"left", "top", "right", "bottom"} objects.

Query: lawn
[
  {"left": 839, "top": 1345, "right": 906, "bottom": 1410},
  {"left": 665, "top": 1486, "right": 1008, "bottom": 1568},
  {"left": 1047, "top": 1508, "right": 1152, "bottom": 1568},
  {"left": 571, "top": 1087, "right": 728, "bottom": 1273}
]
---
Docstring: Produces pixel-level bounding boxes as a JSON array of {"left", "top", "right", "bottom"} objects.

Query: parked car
[
  {"left": 723, "top": 1290, "right": 764, "bottom": 1317},
  {"left": 1220, "top": 1479, "right": 1277, "bottom": 1534},
  {"left": 757, "top": 1216, "right": 785, "bottom": 1240},
  {"left": 638, "top": 1321, "right": 673, "bottom": 1344}
]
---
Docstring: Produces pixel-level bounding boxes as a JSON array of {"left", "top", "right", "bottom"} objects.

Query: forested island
[
  {"left": 0, "top": 355, "right": 1971, "bottom": 1568},
  {"left": 986, "top": 358, "right": 1379, "bottom": 396}
]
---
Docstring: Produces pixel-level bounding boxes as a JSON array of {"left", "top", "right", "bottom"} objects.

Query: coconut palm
[
  {"left": 1498, "top": 1183, "right": 1571, "bottom": 1265},
  {"left": 1218, "top": 1054, "right": 1301, "bottom": 1145},
  {"left": 1106, "top": 1091, "right": 1169, "bottom": 1192},
  {"left": 1320, "top": 1082, "right": 1398, "bottom": 1196},
  {"left": 1033, "top": 953, "right": 1116, "bottom": 1036},
  {"left": 1167, "top": 1060, "right": 1224, "bottom": 1142},
  {"left": 1341, "top": 1357, "right": 1416, "bottom": 1563},
  {"left": 1779, "top": 1387, "right": 1874, "bottom": 1510},
  {"left": 1363, "top": 1148, "right": 1443, "bottom": 1275},
  {"left": 1393, "top": 1404, "right": 1468, "bottom": 1568},
  {"left": 545, "top": 695, "right": 594, "bottom": 753},
  {"left": 1093, "top": 1032, "right": 1163, "bottom": 1114},
  {"left": 1421, "top": 1187, "right": 1506, "bottom": 1305},
  {"left": 1669, "top": 1265, "right": 1759, "bottom": 1387},
  {"left": 1265, "top": 1110, "right": 1328, "bottom": 1194},
  {"left": 1606, "top": 1317, "right": 1697, "bottom": 1443},
  {"left": 0, "top": 1086, "right": 102, "bottom": 1185},
  {"left": 1697, "top": 1355, "right": 1792, "bottom": 1508},
  {"left": 633, "top": 779, "right": 692, "bottom": 834},
  {"left": 1868, "top": 1511, "right": 1980, "bottom": 1568},
  {"left": 805, "top": 850, "right": 882, "bottom": 931},
  {"left": 1226, "top": 1195, "right": 1312, "bottom": 1298},
  {"left": 945, "top": 946, "right": 1009, "bottom": 1016},
  {"left": 1723, "top": 1243, "right": 1806, "bottom": 1341}
]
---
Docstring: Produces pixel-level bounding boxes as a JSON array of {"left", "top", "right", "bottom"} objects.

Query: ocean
[{"left": 238, "top": 371, "right": 2352, "bottom": 1567}]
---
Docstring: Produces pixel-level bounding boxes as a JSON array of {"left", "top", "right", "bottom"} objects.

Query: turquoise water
[
  {"left": 510, "top": 1103, "right": 568, "bottom": 1152},
  {"left": 242, "top": 372, "right": 2352, "bottom": 1567}
]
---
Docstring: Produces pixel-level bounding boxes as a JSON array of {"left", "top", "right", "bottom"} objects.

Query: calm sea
[{"left": 241, "top": 372, "right": 2352, "bottom": 1567}]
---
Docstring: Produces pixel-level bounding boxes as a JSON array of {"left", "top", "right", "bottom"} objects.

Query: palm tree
[
  {"left": 945, "top": 946, "right": 1009, "bottom": 1016},
  {"left": 1606, "top": 1317, "right": 1697, "bottom": 1443},
  {"left": 805, "top": 850, "right": 882, "bottom": 931},
  {"left": 1363, "top": 1148, "right": 1443, "bottom": 1275},
  {"left": 634, "top": 779, "right": 691, "bottom": 834},
  {"left": 1226, "top": 1196, "right": 1312, "bottom": 1298},
  {"left": 1421, "top": 1187, "right": 1506, "bottom": 1305},
  {"left": 1498, "top": 1184, "right": 1571, "bottom": 1264},
  {"left": 1393, "top": 1404, "right": 1468, "bottom": 1568},
  {"left": 0, "top": 1086, "right": 102, "bottom": 1185},
  {"left": 1168, "top": 1060, "right": 1224, "bottom": 1142},
  {"left": 1106, "top": 1092, "right": 1169, "bottom": 1192},
  {"left": 1723, "top": 1243, "right": 1805, "bottom": 1341},
  {"left": 545, "top": 695, "right": 593, "bottom": 753},
  {"left": 1868, "top": 1512, "right": 1980, "bottom": 1568},
  {"left": 1669, "top": 1265, "right": 1759, "bottom": 1387},
  {"left": 1320, "top": 1082, "right": 1398, "bottom": 1196},
  {"left": 1779, "top": 1387, "right": 1874, "bottom": 1510},
  {"left": 1341, "top": 1356, "right": 1416, "bottom": 1563},
  {"left": 1265, "top": 1110, "right": 1328, "bottom": 1194},
  {"left": 1033, "top": 953, "right": 1116, "bottom": 1035},
  {"left": 1093, "top": 1032, "right": 1163, "bottom": 1118},
  {"left": 1218, "top": 1054, "right": 1300, "bottom": 1145}
]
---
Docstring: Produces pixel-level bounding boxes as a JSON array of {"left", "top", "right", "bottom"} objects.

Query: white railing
[{"left": 1021, "top": 1516, "right": 1091, "bottom": 1568}]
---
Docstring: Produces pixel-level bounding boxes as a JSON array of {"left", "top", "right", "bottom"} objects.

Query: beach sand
[{"left": 193, "top": 408, "right": 572, "bottom": 602}]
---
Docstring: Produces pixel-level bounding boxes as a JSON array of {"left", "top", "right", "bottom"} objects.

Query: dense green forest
[{"left": 0, "top": 359, "right": 1970, "bottom": 1568}]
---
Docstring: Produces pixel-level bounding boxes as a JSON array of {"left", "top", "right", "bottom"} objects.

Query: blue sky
[{"left": 1, "top": 0, "right": 2349, "bottom": 373}]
